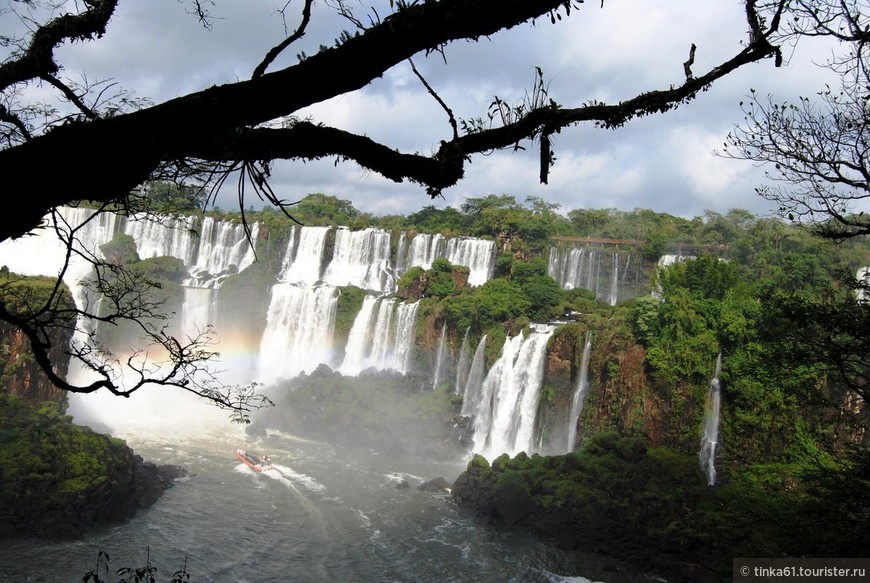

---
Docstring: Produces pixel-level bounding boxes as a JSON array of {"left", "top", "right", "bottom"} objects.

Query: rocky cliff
[{"left": 0, "top": 274, "right": 187, "bottom": 539}]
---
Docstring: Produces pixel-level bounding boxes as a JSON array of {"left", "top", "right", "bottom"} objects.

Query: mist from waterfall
[
  {"left": 432, "top": 324, "right": 448, "bottom": 390},
  {"left": 699, "top": 352, "right": 723, "bottom": 486}
]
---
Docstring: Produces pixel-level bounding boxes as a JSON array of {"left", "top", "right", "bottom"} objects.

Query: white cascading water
[
  {"left": 124, "top": 213, "right": 199, "bottom": 266},
  {"left": 256, "top": 285, "right": 339, "bottom": 385},
  {"left": 444, "top": 237, "right": 496, "bottom": 286},
  {"left": 432, "top": 323, "right": 448, "bottom": 390},
  {"left": 454, "top": 327, "right": 471, "bottom": 394},
  {"left": 255, "top": 225, "right": 338, "bottom": 385},
  {"left": 184, "top": 217, "right": 260, "bottom": 288},
  {"left": 322, "top": 227, "right": 394, "bottom": 293},
  {"left": 470, "top": 325, "right": 555, "bottom": 460},
  {"left": 277, "top": 225, "right": 329, "bottom": 285},
  {"left": 699, "top": 352, "right": 722, "bottom": 486},
  {"left": 608, "top": 253, "right": 619, "bottom": 306},
  {"left": 460, "top": 335, "right": 487, "bottom": 417},
  {"left": 339, "top": 296, "right": 419, "bottom": 375},
  {"left": 565, "top": 331, "right": 593, "bottom": 452},
  {"left": 404, "top": 232, "right": 446, "bottom": 271},
  {"left": 180, "top": 287, "right": 217, "bottom": 339},
  {"left": 397, "top": 232, "right": 496, "bottom": 288},
  {"left": 548, "top": 247, "right": 630, "bottom": 305},
  {"left": 0, "top": 207, "right": 122, "bottom": 348}
]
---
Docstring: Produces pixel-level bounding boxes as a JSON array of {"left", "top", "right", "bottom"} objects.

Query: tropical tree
[{"left": 724, "top": 0, "right": 870, "bottom": 240}]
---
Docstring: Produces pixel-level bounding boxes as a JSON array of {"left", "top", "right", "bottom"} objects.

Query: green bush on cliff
[
  {"left": 0, "top": 392, "right": 133, "bottom": 533},
  {"left": 334, "top": 285, "right": 366, "bottom": 347}
]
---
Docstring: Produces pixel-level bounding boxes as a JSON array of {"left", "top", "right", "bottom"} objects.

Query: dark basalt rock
[{"left": 417, "top": 476, "right": 451, "bottom": 492}]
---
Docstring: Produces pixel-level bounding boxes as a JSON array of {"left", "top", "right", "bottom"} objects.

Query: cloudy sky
[{"left": 9, "top": 0, "right": 846, "bottom": 220}]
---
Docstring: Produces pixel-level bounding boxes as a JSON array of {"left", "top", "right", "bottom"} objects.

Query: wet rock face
[{"left": 0, "top": 322, "right": 70, "bottom": 407}]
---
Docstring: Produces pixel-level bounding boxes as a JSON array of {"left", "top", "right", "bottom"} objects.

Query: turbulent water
[{"left": 0, "top": 391, "right": 632, "bottom": 583}]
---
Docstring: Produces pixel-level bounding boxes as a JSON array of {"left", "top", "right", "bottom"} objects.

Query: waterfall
[
  {"left": 395, "top": 232, "right": 496, "bottom": 287},
  {"left": 432, "top": 324, "right": 448, "bottom": 390},
  {"left": 470, "top": 325, "right": 555, "bottom": 460},
  {"left": 699, "top": 352, "right": 722, "bottom": 486},
  {"left": 278, "top": 226, "right": 329, "bottom": 285},
  {"left": 565, "top": 331, "right": 593, "bottom": 452},
  {"left": 405, "top": 233, "right": 446, "bottom": 270},
  {"left": 395, "top": 231, "right": 408, "bottom": 275},
  {"left": 0, "top": 207, "right": 123, "bottom": 347},
  {"left": 608, "top": 253, "right": 619, "bottom": 306},
  {"left": 180, "top": 288, "right": 217, "bottom": 338},
  {"left": 184, "top": 217, "right": 260, "bottom": 288},
  {"left": 125, "top": 213, "right": 199, "bottom": 266},
  {"left": 322, "top": 227, "right": 395, "bottom": 292},
  {"left": 256, "top": 285, "right": 339, "bottom": 385},
  {"left": 460, "top": 335, "right": 487, "bottom": 417},
  {"left": 444, "top": 237, "right": 496, "bottom": 286},
  {"left": 454, "top": 327, "right": 471, "bottom": 394},
  {"left": 548, "top": 247, "right": 600, "bottom": 295},
  {"left": 340, "top": 297, "right": 419, "bottom": 375},
  {"left": 548, "top": 246, "right": 633, "bottom": 305}
]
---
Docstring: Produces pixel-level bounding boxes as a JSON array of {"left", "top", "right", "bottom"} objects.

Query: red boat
[{"left": 235, "top": 449, "right": 273, "bottom": 472}]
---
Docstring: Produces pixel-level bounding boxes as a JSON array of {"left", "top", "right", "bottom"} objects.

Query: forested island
[{"left": 1, "top": 191, "right": 869, "bottom": 581}]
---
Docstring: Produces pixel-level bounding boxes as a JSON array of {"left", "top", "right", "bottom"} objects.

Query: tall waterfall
[
  {"left": 432, "top": 324, "right": 448, "bottom": 390},
  {"left": 699, "top": 352, "right": 722, "bottom": 486},
  {"left": 278, "top": 225, "right": 330, "bottom": 285},
  {"left": 460, "top": 336, "right": 488, "bottom": 417},
  {"left": 548, "top": 247, "right": 637, "bottom": 305},
  {"left": 444, "top": 238, "right": 496, "bottom": 286},
  {"left": 256, "top": 285, "right": 340, "bottom": 385},
  {"left": 0, "top": 207, "right": 123, "bottom": 347},
  {"left": 339, "top": 297, "right": 419, "bottom": 375},
  {"left": 565, "top": 331, "right": 593, "bottom": 452},
  {"left": 397, "top": 233, "right": 496, "bottom": 287},
  {"left": 323, "top": 227, "right": 394, "bottom": 293},
  {"left": 405, "top": 233, "right": 446, "bottom": 270},
  {"left": 469, "top": 325, "right": 555, "bottom": 460},
  {"left": 454, "top": 327, "right": 471, "bottom": 394},
  {"left": 184, "top": 218, "right": 260, "bottom": 288},
  {"left": 608, "top": 253, "right": 619, "bottom": 306}
]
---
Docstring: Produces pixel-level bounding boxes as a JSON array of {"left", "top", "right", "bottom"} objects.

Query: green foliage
[
  {"left": 397, "top": 266, "right": 425, "bottom": 294},
  {"left": 100, "top": 233, "right": 139, "bottom": 265},
  {"left": 285, "top": 193, "right": 360, "bottom": 226},
  {"left": 130, "top": 256, "right": 188, "bottom": 284},
  {"left": 493, "top": 252, "right": 514, "bottom": 278},
  {"left": 0, "top": 392, "right": 136, "bottom": 535},
  {"left": 427, "top": 257, "right": 456, "bottom": 298},
  {"left": 140, "top": 181, "right": 207, "bottom": 213},
  {"left": 518, "top": 274, "right": 563, "bottom": 320},
  {"left": 510, "top": 256, "right": 548, "bottom": 282},
  {"left": 334, "top": 286, "right": 366, "bottom": 347}
]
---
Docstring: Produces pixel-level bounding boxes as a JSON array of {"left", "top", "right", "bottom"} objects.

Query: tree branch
[{"left": 252, "top": 0, "right": 315, "bottom": 79}]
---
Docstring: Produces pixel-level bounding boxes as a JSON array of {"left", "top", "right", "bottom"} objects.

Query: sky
[{"left": 6, "top": 0, "right": 847, "bottom": 221}]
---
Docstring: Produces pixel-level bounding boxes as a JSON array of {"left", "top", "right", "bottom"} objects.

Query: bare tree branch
[{"left": 252, "top": 0, "right": 315, "bottom": 79}]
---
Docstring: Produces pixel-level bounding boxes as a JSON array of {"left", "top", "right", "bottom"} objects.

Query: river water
[{"left": 0, "top": 389, "right": 643, "bottom": 583}]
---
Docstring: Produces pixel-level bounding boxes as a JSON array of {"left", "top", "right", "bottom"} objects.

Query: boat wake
[{"left": 267, "top": 464, "right": 327, "bottom": 493}]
